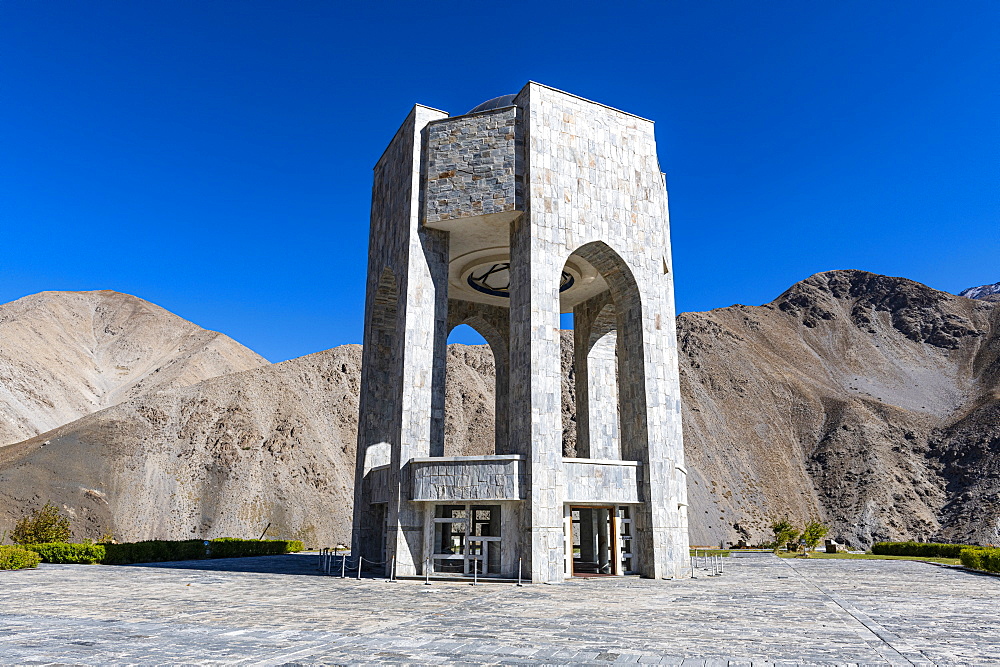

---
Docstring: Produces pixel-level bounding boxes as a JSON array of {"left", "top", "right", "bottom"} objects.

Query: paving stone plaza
[{"left": 2, "top": 552, "right": 998, "bottom": 665}]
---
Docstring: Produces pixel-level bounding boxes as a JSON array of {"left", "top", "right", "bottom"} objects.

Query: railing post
[
  {"left": 517, "top": 557, "right": 522, "bottom": 587},
  {"left": 341, "top": 553, "right": 346, "bottom": 578},
  {"left": 357, "top": 556, "right": 362, "bottom": 580}
]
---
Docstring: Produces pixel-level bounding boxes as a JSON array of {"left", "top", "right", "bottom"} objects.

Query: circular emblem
[{"left": 467, "top": 263, "right": 574, "bottom": 298}]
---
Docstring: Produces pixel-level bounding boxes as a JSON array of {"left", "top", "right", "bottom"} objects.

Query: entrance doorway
[
  {"left": 568, "top": 505, "right": 634, "bottom": 577},
  {"left": 430, "top": 504, "right": 502, "bottom": 577}
]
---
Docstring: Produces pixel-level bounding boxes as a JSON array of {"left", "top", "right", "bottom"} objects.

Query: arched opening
[
  {"left": 441, "top": 306, "right": 510, "bottom": 457},
  {"left": 559, "top": 312, "right": 578, "bottom": 457},
  {"left": 560, "top": 241, "right": 646, "bottom": 462},
  {"left": 443, "top": 324, "right": 496, "bottom": 457}
]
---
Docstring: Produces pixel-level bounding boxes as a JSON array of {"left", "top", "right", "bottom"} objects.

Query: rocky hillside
[
  {"left": 679, "top": 270, "right": 999, "bottom": 547},
  {"left": 0, "top": 291, "right": 268, "bottom": 447},
  {"left": 0, "top": 273, "right": 997, "bottom": 549},
  {"left": 0, "top": 341, "right": 500, "bottom": 546}
]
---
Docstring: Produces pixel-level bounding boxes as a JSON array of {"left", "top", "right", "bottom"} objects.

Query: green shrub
[
  {"left": 101, "top": 539, "right": 207, "bottom": 565},
  {"left": 871, "top": 541, "right": 975, "bottom": 558},
  {"left": 11, "top": 502, "right": 72, "bottom": 545},
  {"left": 23, "top": 542, "right": 106, "bottom": 564},
  {"left": 0, "top": 545, "right": 42, "bottom": 570},
  {"left": 961, "top": 547, "right": 1000, "bottom": 573},
  {"left": 209, "top": 538, "right": 303, "bottom": 558},
  {"left": 98, "top": 538, "right": 303, "bottom": 564},
  {"left": 770, "top": 517, "right": 798, "bottom": 554}
]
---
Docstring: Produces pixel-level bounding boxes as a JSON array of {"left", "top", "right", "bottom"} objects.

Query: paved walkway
[{"left": 1, "top": 552, "right": 998, "bottom": 665}]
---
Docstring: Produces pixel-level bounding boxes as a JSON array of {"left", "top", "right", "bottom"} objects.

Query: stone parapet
[
  {"left": 423, "top": 107, "right": 519, "bottom": 224},
  {"left": 410, "top": 455, "right": 524, "bottom": 502},
  {"left": 563, "top": 458, "right": 641, "bottom": 504}
]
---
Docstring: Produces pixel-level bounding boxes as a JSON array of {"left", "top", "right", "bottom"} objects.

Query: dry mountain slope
[
  {"left": 0, "top": 290, "right": 268, "bottom": 447},
  {"left": 0, "top": 346, "right": 363, "bottom": 544},
  {"left": 0, "top": 272, "right": 996, "bottom": 548},
  {"left": 680, "top": 270, "right": 1000, "bottom": 547},
  {"left": 0, "top": 343, "right": 500, "bottom": 545}
]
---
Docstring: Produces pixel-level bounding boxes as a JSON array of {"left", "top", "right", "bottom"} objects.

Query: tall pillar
[
  {"left": 509, "top": 210, "right": 566, "bottom": 584},
  {"left": 351, "top": 104, "right": 449, "bottom": 577}
]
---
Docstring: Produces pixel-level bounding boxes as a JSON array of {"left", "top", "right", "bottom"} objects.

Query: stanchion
[
  {"left": 471, "top": 559, "right": 479, "bottom": 586},
  {"left": 517, "top": 558, "right": 522, "bottom": 587},
  {"left": 424, "top": 557, "right": 431, "bottom": 585},
  {"left": 387, "top": 555, "right": 397, "bottom": 582},
  {"left": 357, "top": 556, "right": 362, "bottom": 580},
  {"left": 341, "top": 553, "right": 346, "bottom": 578}
]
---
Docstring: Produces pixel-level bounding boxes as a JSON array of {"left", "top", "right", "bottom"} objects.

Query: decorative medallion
[{"left": 467, "top": 263, "right": 574, "bottom": 298}]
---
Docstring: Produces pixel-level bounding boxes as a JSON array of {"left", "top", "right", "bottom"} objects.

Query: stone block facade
[
  {"left": 424, "top": 107, "right": 519, "bottom": 224},
  {"left": 410, "top": 456, "right": 524, "bottom": 502},
  {"left": 352, "top": 83, "right": 690, "bottom": 584}
]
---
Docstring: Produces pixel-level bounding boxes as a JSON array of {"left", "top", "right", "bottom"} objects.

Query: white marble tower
[{"left": 351, "top": 82, "right": 690, "bottom": 584}]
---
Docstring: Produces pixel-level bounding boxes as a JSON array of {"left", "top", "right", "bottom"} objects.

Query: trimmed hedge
[
  {"left": 0, "top": 545, "right": 42, "bottom": 570},
  {"left": 24, "top": 542, "right": 105, "bottom": 564},
  {"left": 3, "top": 538, "right": 304, "bottom": 567},
  {"left": 960, "top": 547, "right": 1000, "bottom": 573},
  {"left": 102, "top": 538, "right": 304, "bottom": 564},
  {"left": 101, "top": 539, "right": 207, "bottom": 565},
  {"left": 871, "top": 541, "right": 974, "bottom": 558},
  {"left": 208, "top": 538, "right": 304, "bottom": 558}
]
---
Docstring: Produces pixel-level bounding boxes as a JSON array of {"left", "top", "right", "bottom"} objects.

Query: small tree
[
  {"left": 801, "top": 519, "right": 829, "bottom": 552},
  {"left": 771, "top": 517, "right": 799, "bottom": 554},
  {"left": 11, "top": 502, "right": 71, "bottom": 544}
]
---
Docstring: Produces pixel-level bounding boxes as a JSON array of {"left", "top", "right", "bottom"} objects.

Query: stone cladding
[
  {"left": 424, "top": 108, "right": 518, "bottom": 224},
  {"left": 353, "top": 83, "right": 689, "bottom": 584},
  {"left": 509, "top": 83, "right": 689, "bottom": 580},
  {"left": 411, "top": 457, "right": 523, "bottom": 501},
  {"left": 563, "top": 460, "right": 640, "bottom": 504}
]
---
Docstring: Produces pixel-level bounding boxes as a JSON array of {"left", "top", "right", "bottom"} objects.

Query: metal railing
[
  {"left": 689, "top": 549, "right": 725, "bottom": 577},
  {"left": 317, "top": 548, "right": 387, "bottom": 579},
  {"left": 319, "top": 549, "right": 526, "bottom": 585}
]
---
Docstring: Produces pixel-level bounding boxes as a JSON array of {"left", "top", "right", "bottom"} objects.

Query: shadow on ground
[{"left": 117, "top": 552, "right": 332, "bottom": 576}]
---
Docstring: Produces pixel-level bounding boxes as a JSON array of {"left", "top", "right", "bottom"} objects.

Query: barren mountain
[
  {"left": 680, "top": 270, "right": 999, "bottom": 547},
  {"left": 0, "top": 291, "right": 268, "bottom": 447},
  {"left": 0, "top": 346, "right": 362, "bottom": 545},
  {"left": 0, "top": 342, "right": 505, "bottom": 546},
  {"left": 959, "top": 281, "right": 1000, "bottom": 303},
  {"left": 0, "top": 272, "right": 997, "bottom": 549}
]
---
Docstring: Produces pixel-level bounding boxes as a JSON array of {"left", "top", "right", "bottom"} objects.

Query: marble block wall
[
  {"left": 424, "top": 107, "right": 518, "bottom": 224},
  {"left": 353, "top": 82, "right": 689, "bottom": 583}
]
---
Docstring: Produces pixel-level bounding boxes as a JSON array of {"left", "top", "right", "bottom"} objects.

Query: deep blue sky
[{"left": 2, "top": 2, "right": 997, "bottom": 362}]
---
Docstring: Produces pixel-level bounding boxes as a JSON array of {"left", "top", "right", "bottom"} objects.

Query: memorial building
[{"left": 351, "top": 82, "right": 689, "bottom": 583}]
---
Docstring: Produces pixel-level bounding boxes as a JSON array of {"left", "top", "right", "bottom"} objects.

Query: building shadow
[{"left": 115, "top": 552, "right": 343, "bottom": 577}]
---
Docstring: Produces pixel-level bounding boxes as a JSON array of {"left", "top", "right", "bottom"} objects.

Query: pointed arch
[
  {"left": 564, "top": 241, "right": 648, "bottom": 462},
  {"left": 444, "top": 300, "right": 510, "bottom": 457}
]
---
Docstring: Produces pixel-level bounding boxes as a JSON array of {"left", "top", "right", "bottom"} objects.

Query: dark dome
[{"left": 468, "top": 94, "right": 517, "bottom": 114}]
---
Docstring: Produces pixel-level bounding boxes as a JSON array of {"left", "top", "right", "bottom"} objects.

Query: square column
[{"left": 508, "top": 212, "right": 566, "bottom": 584}]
